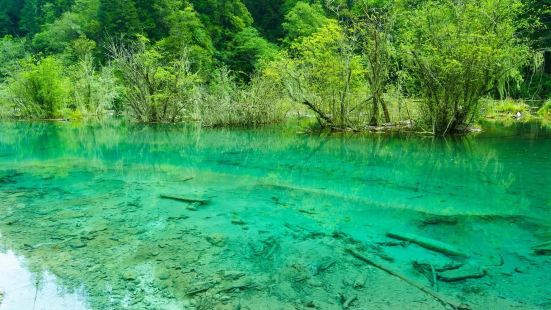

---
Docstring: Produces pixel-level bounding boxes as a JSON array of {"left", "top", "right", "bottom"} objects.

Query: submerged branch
[{"left": 346, "top": 248, "right": 470, "bottom": 310}]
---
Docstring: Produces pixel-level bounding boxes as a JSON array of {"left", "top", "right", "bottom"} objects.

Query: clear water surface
[{"left": 0, "top": 121, "right": 549, "bottom": 309}]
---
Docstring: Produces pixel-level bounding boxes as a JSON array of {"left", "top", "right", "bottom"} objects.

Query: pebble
[
  {"left": 222, "top": 270, "right": 245, "bottom": 280},
  {"left": 231, "top": 219, "right": 246, "bottom": 225},
  {"left": 159, "top": 271, "right": 170, "bottom": 280},
  {"left": 206, "top": 234, "right": 227, "bottom": 247},
  {"left": 70, "top": 240, "right": 87, "bottom": 249},
  {"left": 514, "top": 267, "right": 526, "bottom": 273},
  {"left": 353, "top": 273, "right": 368, "bottom": 289},
  {"left": 122, "top": 271, "right": 138, "bottom": 281},
  {"left": 307, "top": 279, "right": 323, "bottom": 287}
]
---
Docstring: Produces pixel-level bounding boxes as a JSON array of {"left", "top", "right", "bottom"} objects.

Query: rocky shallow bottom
[{"left": 0, "top": 163, "right": 549, "bottom": 310}]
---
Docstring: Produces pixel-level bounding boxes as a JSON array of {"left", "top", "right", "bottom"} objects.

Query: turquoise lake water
[{"left": 0, "top": 121, "right": 550, "bottom": 309}]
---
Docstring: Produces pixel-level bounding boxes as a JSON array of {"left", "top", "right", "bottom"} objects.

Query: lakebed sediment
[{"left": 0, "top": 121, "right": 549, "bottom": 309}]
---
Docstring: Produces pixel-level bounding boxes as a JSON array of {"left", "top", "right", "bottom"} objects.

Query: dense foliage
[{"left": 0, "top": 0, "right": 548, "bottom": 134}]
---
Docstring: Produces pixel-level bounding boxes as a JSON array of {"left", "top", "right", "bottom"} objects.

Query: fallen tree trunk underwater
[
  {"left": 346, "top": 248, "right": 470, "bottom": 310},
  {"left": 159, "top": 194, "right": 210, "bottom": 205},
  {"left": 386, "top": 231, "right": 469, "bottom": 258}
]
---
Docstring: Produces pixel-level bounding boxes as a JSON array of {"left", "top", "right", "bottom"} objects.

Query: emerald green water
[{"left": 0, "top": 121, "right": 549, "bottom": 309}]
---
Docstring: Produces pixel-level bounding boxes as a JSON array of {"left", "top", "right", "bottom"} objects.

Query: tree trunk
[
  {"left": 545, "top": 51, "right": 551, "bottom": 75},
  {"left": 370, "top": 97, "right": 379, "bottom": 126},
  {"left": 381, "top": 97, "right": 391, "bottom": 123}
]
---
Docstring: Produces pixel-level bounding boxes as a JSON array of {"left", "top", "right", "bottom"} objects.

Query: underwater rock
[
  {"left": 206, "top": 234, "right": 227, "bottom": 247},
  {"left": 231, "top": 219, "right": 246, "bottom": 226},
  {"left": 304, "top": 300, "right": 317, "bottom": 308},
  {"left": 532, "top": 241, "right": 551, "bottom": 255},
  {"left": 353, "top": 273, "right": 368, "bottom": 289},
  {"left": 298, "top": 208, "right": 316, "bottom": 215},
  {"left": 314, "top": 258, "right": 336, "bottom": 275},
  {"left": 339, "top": 293, "right": 357, "bottom": 309},
  {"left": 418, "top": 215, "right": 459, "bottom": 227},
  {"left": 217, "top": 279, "right": 256, "bottom": 293},
  {"left": 168, "top": 215, "right": 190, "bottom": 220},
  {"left": 514, "top": 266, "right": 526, "bottom": 273},
  {"left": 219, "top": 295, "right": 231, "bottom": 303},
  {"left": 122, "top": 271, "right": 138, "bottom": 282},
  {"left": 221, "top": 270, "right": 245, "bottom": 280},
  {"left": 158, "top": 271, "right": 171, "bottom": 280},
  {"left": 259, "top": 237, "right": 280, "bottom": 259},
  {"left": 129, "top": 294, "right": 144, "bottom": 306},
  {"left": 69, "top": 240, "right": 87, "bottom": 249},
  {"left": 307, "top": 279, "right": 323, "bottom": 287},
  {"left": 0, "top": 171, "right": 23, "bottom": 184},
  {"left": 186, "top": 280, "right": 217, "bottom": 295}
]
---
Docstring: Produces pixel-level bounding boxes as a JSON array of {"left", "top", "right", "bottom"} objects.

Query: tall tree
[
  {"left": 134, "top": 0, "right": 168, "bottom": 41},
  {"left": 157, "top": 3, "right": 215, "bottom": 71},
  {"left": 243, "top": 0, "right": 286, "bottom": 41},
  {"left": 189, "top": 0, "right": 253, "bottom": 50},
  {"left": 19, "top": 0, "right": 42, "bottom": 35},
  {"left": 225, "top": 27, "right": 277, "bottom": 76},
  {"left": 400, "top": 0, "right": 529, "bottom": 134},
  {"left": 0, "top": 0, "right": 25, "bottom": 36},
  {"left": 98, "top": 0, "right": 140, "bottom": 38},
  {"left": 282, "top": 1, "right": 328, "bottom": 44}
]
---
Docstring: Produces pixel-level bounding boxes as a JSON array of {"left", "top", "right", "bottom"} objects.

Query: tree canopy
[{"left": 0, "top": 0, "right": 549, "bottom": 133}]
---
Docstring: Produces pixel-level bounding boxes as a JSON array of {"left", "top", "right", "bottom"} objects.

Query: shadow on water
[{"left": 0, "top": 120, "right": 550, "bottom": 309}]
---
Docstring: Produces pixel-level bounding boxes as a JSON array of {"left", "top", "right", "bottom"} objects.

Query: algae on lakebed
[{"left": 0, "top": 121, "right": 550, "bottom": 309}]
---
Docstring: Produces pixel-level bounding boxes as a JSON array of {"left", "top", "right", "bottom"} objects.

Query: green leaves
[
  {"left": 225, "top": 27, "right": 278, "bottom": 76},
  {"left": 398, "top": 0, "right": 529, "bottom": 133},
  {"left": 156, "top": 4, "right": 214, "bottom": 71},
  {"left": 5, "top": 56, "right": 71, "bottom": 118},
  {"left": 282, "top": 1, "right": 328, "bottom": 45}
]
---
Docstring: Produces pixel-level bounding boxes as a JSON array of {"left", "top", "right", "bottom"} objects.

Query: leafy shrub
[
  {"left": 0, "top": 36, "right": 29, "bottom": 82},
  {"left": 4, "top": 56, "right": 71, "bottom": 119},
  {"left": 198, "top": 67, "right": 287, "bottom": 127},
  {"left": 538, "top": 100, "right": 551, "bottom": 119},
  {"left": 109, "top": 41, "right": 201, "bottom": 123},
  {"left": 400, "top": 0, "right": 528, "bottom": 134},
  {"left": 282, "top": 21, "right": 368, "bottom": 130},
  {"left": 70, "top": 56, "right": 120, "bottom": 117},
  {"left": 494, "top": 99, "right": 530, "bottom": 114}
]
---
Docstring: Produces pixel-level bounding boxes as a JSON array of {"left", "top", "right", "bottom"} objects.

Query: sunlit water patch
[
  {"left": 0, "top": 121, "right": 550, "bottom": 309},
  {"left": 0, "top": 249, "right": 87, "bottom": 309}
]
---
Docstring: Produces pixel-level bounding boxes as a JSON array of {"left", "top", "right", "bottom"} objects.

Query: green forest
[{"left": 0, "top": 0, "right": 550, "bottom": 134}]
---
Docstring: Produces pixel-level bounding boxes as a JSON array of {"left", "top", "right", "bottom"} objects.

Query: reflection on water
[
  {"left": 0, "top": 121, "right": 549, "bottom": 309},
  {"left": 0, "top": 249, "right": 87, "bottom": 309}
]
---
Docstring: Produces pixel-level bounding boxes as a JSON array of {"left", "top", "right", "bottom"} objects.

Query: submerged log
[
  {"left": 217, "top": 280, "right": 256, "bottom": 293},
  {"left": 342, "top": 295, "right": 357, "bottom": 309},
  {"left": 437, "top": 265, "right": 487, "bottom": 282},
  {"left": 186, "top": 281, "right": 216, "bottom": 295},
  {"left": 386, "top": 232, "right": 469, "bottom": 258},
  {"left": 532, "top": 241, "right": 551, "bottom": 256},
  {"left": 346, "top": 248, "right": 470, "bottom": 310},
  {"left": 159, "top": 194, "right": 209, "bottom": 205}
]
